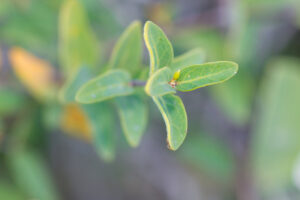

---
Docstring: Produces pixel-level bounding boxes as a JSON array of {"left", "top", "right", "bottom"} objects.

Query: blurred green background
[{"left": 1, "top": 0, "right": 300, "bottom": 199}]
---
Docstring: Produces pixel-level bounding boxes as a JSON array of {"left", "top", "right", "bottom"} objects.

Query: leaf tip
[
  {"left": 74, "top": 88, "right": 86, "bottom": 104},
  {"left": 131, "top": 20, "right": 142, "bottom": 28},
  {"left": 128, "top": 139, "right": 140, "bottom": 148}
]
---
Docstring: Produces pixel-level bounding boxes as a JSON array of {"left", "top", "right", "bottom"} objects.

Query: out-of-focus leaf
[
  {"left": 59, "top": 0, "right": 99, "bottom": 76},
  {"left": 153, "top": 94, "right": 187, "bottom": 150},
  {"left": 0, "top": 181, "right": 25, "bottom": 200},
  {"left": 43, "top": 103, "right": 62, "bottom": 130},
  {"left": 0, "top": 0, "right": 59, "bottom": 59},
  {"left": 137, "top": 67, "right": 150, "bottom": 80},
  {"left": 108, "top": 21, "right": 146, "bottom": 148},
  {"left": 172, "top": 29, "right": 224, "bottom": 60},
  {"left": 210, "top": 74, "right": 254, "bottom": 125},
  {"left": 0, "top": 121, "right": 3, "bottom": 143},
  {"left": 0, "top": 0, "right": 11, "bottom": 17},
  {"left": 9, "top": 47, "right": 55, "bottom": 101},
  {"left": 77, "top": 0, "right": 121, "bottom": 38},
  {"left": 115, "top": 93, "right": 148, "bottom": 147},
  {"left": 82, "top": 102, "right": 115, "bottom": 161},
  {"left": 0, "top": 89, "right": 24, "bottom": 116},
  {"left": 0, "top": 48, "right": 2, "bottom": 72},
  {"left": 176, "top": 61, "right": 238, "bottom": 92},
  {"left": 109, "top": 21, "right": 142, "bottom": 74},
  {"left": 252, "top": 57, "right": 300, "bottom": 193},
  {"left": 146, "top": 3, "right": 172, "bottom": 26},
  {"left": 179, "top": 132, "right": 235, "bottom": 182},
  {"left": 296, "top": 6, "right": 300, "bottom": 28},
  {"left": 59, "top": 66, "right": 93, "bottom": 103},
  {"left": 61, "top": 104, "right": 92, "bottom": 141},
  {"left": 8, "top": 151, "right": 60, "bottom": 200},
  {"left": 9, "top": 109, "right": 39, "bottom": 149},
  {"left": 144, "top": 21, "right": 173, "bottom": 75},
  {"left": 171, "top": 48, "right": 206, "bottom": 72},
  {"left": 243, "top": 0, "right": 298, "bottom": 13},
  {"left": 76, "top": 69, "right": 133, "bottom": 104},
  {"left": 145, "top": 67, "right": 175, "bottom": 96}
]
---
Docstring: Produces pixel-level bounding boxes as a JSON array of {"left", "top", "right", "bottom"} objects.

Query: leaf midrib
[{"left": 177, "top": 67, "right": 234, "bottom": 85}]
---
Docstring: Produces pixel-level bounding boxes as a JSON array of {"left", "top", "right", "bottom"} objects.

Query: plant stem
[{"left": 130, "top": 80, "right": 146, "bottom": 87}]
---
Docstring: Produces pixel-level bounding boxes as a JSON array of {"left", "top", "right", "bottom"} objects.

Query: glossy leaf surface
[
  {"left": 144, "top": 21, "right": 173, "bottom": 75},
  {"left": 76, "top": 69, "right": 133, "bottom": 104},
  {"left": 176, "top": 61, "right": 238, "bottom": 91},
  {"left": 145, "top": 67, "right": 175, "bottom": 96},
  {"left": 153, "top": 94, "right": 187, "bottom": 150}
]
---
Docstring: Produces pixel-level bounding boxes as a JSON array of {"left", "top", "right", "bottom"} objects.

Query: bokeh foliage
[{"left": 0, "top": 0, "right": 300, "bottom": 199}]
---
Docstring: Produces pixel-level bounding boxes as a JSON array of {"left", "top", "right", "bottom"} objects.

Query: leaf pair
[
  {"left": 71, "top": 21, "right": 147, "bottom": 150},
  {"left": 144, "top": 21, "right": 238, "bottom": 150},
  {"left": 60, "top": 17, "right": 239, "bottom": 154}
]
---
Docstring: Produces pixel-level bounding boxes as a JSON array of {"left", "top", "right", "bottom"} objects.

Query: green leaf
[
  {"left": 59, "top": 0, "right": 99, "bottom": 76},
  {"left": 0, "top": 181, "right": 25, "bottom": 200},
  {"left": 144, "top": 21, "right": 174, "bottom": 75},
  {"left": 59, "top": 66, "right": 93, "bottom": 103},
  {"left": 145, "top": 67, "right": 175, "bottom": 96},
  {"left": 0, "top": 0, "right": 59, "bottom": 59},
  {"left": 176, "top": 61, "right": 238, "bottom": 92},
  {"left": 171, "top": 48, "right": 206, "bottom": 72},
  {"left": 137, "top": 67, "right": 150, "bottom": 80},
  {"left": 172, "top": 29, "right": 224, "bottom": 60},
  {"left": 82, "top": 102, "right": 115, "bottom": 161},
  {"left": 115, "top": 93, "right": 148, "bottom": 147},
  {"left": 76, "top": 69, "right": 133, "bottom": 104},
  {"left": 109, "top": 21, "right": 142, "bottom": 74},
  {"left": 0, "top": 89, "right": 24, "bottom": 116},
  {"left": 179, "top": 132, "right": 235, "bottom": 182},
  {"left": 252, "top": 57, "right": 300, "bottom": 192},
  {"left": 210, "top": 73, "right": 254, "bottom": 126},
  {"left": 152, "top": 94, "right": 187, "bottom": 150},
  {"left": 8, "top": 151, "right": 60, "bottom": 200}
]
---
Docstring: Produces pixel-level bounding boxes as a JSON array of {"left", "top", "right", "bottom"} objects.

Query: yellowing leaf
[
  {"left": 9, "top": 47, "right": 55, "bottom": 101},
  {"left": 61, "top": 104, "right": 92, "bottom": 141}
]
